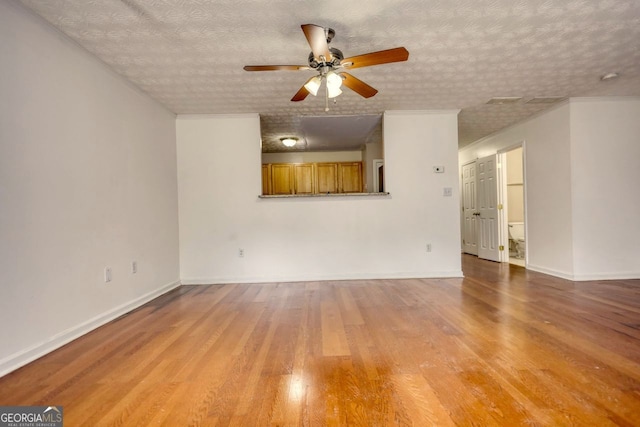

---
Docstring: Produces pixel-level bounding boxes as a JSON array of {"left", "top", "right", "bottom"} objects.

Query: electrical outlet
[
  {"left": 238, "top": 248, "right": 244, "bottom": 258},
  {"left": 104, "top": 267, "right": 112, "bottom": 283},
  {"left": 132, "top": 261, "right": 137, "bottom": 274},
  {"left": 426, "top": 243, "right": 432, "bottom": 252},
  {"left": 443, "top": 187, "right": 453, "bottom": 197}
]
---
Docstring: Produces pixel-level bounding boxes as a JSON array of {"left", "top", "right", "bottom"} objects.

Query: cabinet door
[
  {"left": 316, "top": 163, "right": 338, "bottom": 194},
  {"left": 294, "top": 164, "right": 314, "bottom": 194},
  {"left": 261, "top": 164, "right": 271, "bottom": 195},
  {"left": 271, "top": 164, "right": 293, "bottom": 195},
  {"left": 338, "top": 162, "right": 363, "bottom": 193}
]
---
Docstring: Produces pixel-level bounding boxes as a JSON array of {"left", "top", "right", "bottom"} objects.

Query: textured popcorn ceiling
[{"left": 19, "top": 0, "right": 640, "bottom": 151}]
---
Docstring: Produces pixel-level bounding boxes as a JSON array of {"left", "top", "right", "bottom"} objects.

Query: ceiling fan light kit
[{"left": 244, "top": 24, "right": 409, "bottom": 103}]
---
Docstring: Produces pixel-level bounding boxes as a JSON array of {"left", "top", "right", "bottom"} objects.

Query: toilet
[{"left": 508, "top": 222, "right": 525, "bottom": 259}]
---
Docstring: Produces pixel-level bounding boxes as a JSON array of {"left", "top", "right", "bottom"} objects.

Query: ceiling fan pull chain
[{"left": 325, "top": 81, "right": 330, "bottom": 112}]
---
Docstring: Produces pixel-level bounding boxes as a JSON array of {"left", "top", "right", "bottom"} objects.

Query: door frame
[
  {"left": 497, "top": 141, "right": 528, "bottom": 265},
  {"left": 372, "top": 159, "right": 384, "bottom": 192}
]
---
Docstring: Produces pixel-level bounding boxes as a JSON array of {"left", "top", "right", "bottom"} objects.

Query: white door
[
  {"left": 477, "top": 154, "right": 500, "bottom": 261},
  {"left": 462, "top": 161, "right": 478, "bottom": 255}
]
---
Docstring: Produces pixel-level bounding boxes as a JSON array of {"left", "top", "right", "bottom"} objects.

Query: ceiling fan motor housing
[{"left": 308, "top": 47, "right": 343, "bottom": 69}]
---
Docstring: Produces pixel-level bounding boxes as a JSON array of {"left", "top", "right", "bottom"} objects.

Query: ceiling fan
[{"left": 243, "top": 24, "right": 409, "bottom": 102}]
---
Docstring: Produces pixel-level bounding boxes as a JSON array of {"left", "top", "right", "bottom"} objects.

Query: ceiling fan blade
[
  {"left": 341, "top": 47, "right": 409, "bottom": 69},
  {"left": 291, "top": 85, "right": 310, "bottom": 102},
  {"left": 244, "top": 65, "right": 310, "bottom": 71},
  {"left": 301, "top": 24, "right": 332, "bottom": 62},
  {"left": 341, "top": 73, "right": 378, "bottom": 98}
]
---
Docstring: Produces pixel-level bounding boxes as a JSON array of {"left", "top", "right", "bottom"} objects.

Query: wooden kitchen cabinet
[
  {"left": 294, "top": 164, "right": 314, "bottom": 194},
  {"left": 262, "top": 161, "right": 363, "bottom": 195},
  {"left": 270, "top": 163, "right": 293, "bottom": 195},
  {"left": 338, "top": 162, "right": 363, "bottom": 193},
  {"left": 315, "top": 163, "right": 338, "bottom": 194},
  {"left": 261, "top": 164, "right": 271, "bottom": 195}
]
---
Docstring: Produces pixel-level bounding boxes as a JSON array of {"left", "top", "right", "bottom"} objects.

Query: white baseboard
[
  {"left": 525, "top": 264, "right": 575, "bottom": 280},
  {"left": 181, "top": 270, "right": 464, "bottom": 285},
  {"left": 0, "top": 280, "right": 181, "bottom": 378},
  {"left": 571, "top": 272, "right": 640, "bottom": 281},
  {"left": 526, "top": 264, "right": 640, "bottom": 282}
]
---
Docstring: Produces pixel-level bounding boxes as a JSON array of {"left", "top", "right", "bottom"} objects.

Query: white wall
[
  {"left": 0, "top": 2, "right": 180, "bottom": 375},
  {"left": 177, "top": 111, "right": 462, "bottom": 283},
  {"left": 262, "top": 151, "right": 362, "bottom": 164},
  {"left": 460, "top": 102, "right": 575, "bottom": 278},
  {"left": 569, "top": 98, "right": 640, "bottom": 279}
]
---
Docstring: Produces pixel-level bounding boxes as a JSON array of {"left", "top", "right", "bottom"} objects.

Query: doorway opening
[{"left": 499, "top": 145, "right": 527, "bottom": 267}]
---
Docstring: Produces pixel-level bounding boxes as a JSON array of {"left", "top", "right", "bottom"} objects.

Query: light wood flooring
[{"left": 1, "top": 255, "right": 639, "bottom": 426}]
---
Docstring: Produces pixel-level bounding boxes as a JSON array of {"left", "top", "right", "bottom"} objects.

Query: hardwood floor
[{"left": 1, "top": 255, "right": 639, "bottom": 426}]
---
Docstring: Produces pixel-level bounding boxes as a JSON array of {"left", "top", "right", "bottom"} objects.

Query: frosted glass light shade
[
  {"left": 327, "top": 85, "right": 342, "bottom": 98},
  {"left": 303, "top": 76, "right": 322, "bottom": 96},
  {"left": 280, "top": 137, "right": 298, "bottom": 147},
  {"left": 326, "top": 71, "right": 343, "bottom": 89}
]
